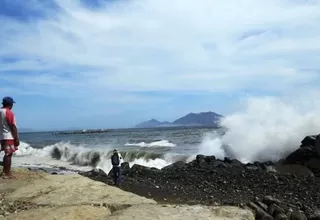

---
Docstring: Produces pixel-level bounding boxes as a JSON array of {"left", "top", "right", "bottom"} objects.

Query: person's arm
[{"left": 6, "top": 110, "right": 19, "bottom": 146}]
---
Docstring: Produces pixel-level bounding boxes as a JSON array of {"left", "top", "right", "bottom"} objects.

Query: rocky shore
[
  {"left": 80, "top": 134, "right": 320, "bottom": 220},
  {"left": 0, "top": 168, "right": 253, "bottom": 220}
]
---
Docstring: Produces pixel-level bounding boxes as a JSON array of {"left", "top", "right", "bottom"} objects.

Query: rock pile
[
  {"left": 79, "top": 134, "right": 320, "bottom": 220},
  {"left": 284, "top": 135, "right": 320, "bottom": 176}
]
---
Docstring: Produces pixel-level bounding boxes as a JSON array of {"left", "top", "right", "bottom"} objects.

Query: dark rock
[
  {"left": 289, "top": 211, "right": 307, "bottom": 220},
  {"left": 273, "top": 164, "right": 314, "bottom": 177},
  {"left": 301, "top": 135, "right": 317, "bottom": 147},
  {"left": 108, "top": 164, "right": 130, "bottom": 177},
  {"left": 309, "top": 216, "right": 320, "bottom": 220},
  {"left": 230, "top": 159, "right": 243, "bottom": 167},
  {"left": 121, "top": 162, "right": 131, "bottom": 175},
  {"left": 263, "top": 196, "right": 286, "bottom": 206},
  {"left": 271, "top": 204, "right": 286, "bottom": 218},
  {"left": 248, "top": 202, "right": 273, "bottom": 220},
  {"left": 304, "top": 158, "right": 320, "bottom": 172},
  {"left": 224, "top": 157, "right": 232, "bottom": 163},
  {"left": 284, "top": 134, "right": 320, "bottom": 175},
  {"left": 254, "top": 200, "right": 268, "bottom": 211},
  {"left": 129, "top": 164, "right": 159, "bottom": 175},
  {"left": 284, "top": 144, "right": 319, "bottom": 171},
  {"left": 58, "top": 166, "right": 67, "bottom": 170},
  {"left": 162, "top": 161, "right": 186, "bottom": 170},
  {"left": 95, "top": 168, "right": 107, "bottom": 177},
  {"left": 205, "top": 156, "right": 216, "bottom": 163},
  {"left": 275, "top": 213, "right": 289, "bottom": 220},
  {"left": 80, "top": 168, "right": 107, "bottom": 178},
  {"left": 245, "top": 163, "right": 261, "bottom": 170},
  {"left": 196, "top": 154, "right": 206, "bottom": 165},
  {"left": 308, "top": 209, "right": 320, "bottom": 220},
  {"left": 213, "top": 161, "right": 229, "bottom": 168},
  {"left": 286, "top": 140, "right": 317, "bottom": 164}
]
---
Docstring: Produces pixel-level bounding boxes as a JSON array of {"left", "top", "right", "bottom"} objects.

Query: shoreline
[
  {"left": 5, "top": 158, "right": 319, "bottom": 220},
  {"left": 78, "top": 133, "right": 320, "bottom": 220},
  {"left": 2, "top": 134, "right": 320, "bottom": 219},
  {"left": 0, "top": 167, "right": 254, "bottom": 220}
]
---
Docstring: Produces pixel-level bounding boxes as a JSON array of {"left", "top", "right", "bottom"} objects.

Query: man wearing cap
[{"left": 0, "top": 97, "right": 19, "bottom": 179}]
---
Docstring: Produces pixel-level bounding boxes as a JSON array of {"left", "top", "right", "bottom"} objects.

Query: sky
[{"left": 0, "top": 0, "right": 320, "bottom": 131}]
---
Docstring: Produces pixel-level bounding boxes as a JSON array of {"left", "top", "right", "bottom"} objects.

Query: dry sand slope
[{"left": 0, "top": 168, "right": 254, "bottom": 220}]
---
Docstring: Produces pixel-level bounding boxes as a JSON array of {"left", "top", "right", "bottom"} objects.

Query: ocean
[
  {"left": 11, "top": 127, "right": 222, "bottom": 173},
  {"left": 6, "top": 96, "right": 320, "bottom": 174}
]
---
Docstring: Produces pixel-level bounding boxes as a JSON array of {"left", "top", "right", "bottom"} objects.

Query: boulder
[
  {"left": 121, "top": 162, "right": 131, "bottom": 175},
  {"left": 273, "top": 164, "right": 314, "bottom": 177},
  {"left": 288, "top": 211, "right": 307, "bottom": 220},
  {"left": 162, "top": 161, "right": 186, "bottom": 171},
  {"left": 196, "top": 154, "right": 217, "bottom": 166},
  {"left": 284, "top": 134, "right": 320, "bottom": 175},
  {"left": 284, "top": 146, "right": 317, "bottom": 164},
  {"left": 301, "top": 135, "right": 317, "bottom": 147},
  {"left": 129, "top": 164, "right": 160, "bottom": 175},
  {"left": 108, "top": 163, "right": 130, "bottom": 176},
  {"left": 309, "top": 209, "right": 320, "bottom": 220},
  {"left": 196, "top": 154, "right": 206, "bottom": 165},
  {"left": 79, "top": 168, "right": 107, "bottom": 178},
  {"left": 248, "top": 202, "right": 273, "bottom": 220},
  {"left": 275, "top": 213, "right": 289, "bottom": 220},
  {"left": 262, "top": 196, "right": 282, "bottom": 206}
]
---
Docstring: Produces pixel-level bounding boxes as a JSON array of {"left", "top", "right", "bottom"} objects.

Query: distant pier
[{"left": 52, "top": 129, "right": 109, "bottom": 135}]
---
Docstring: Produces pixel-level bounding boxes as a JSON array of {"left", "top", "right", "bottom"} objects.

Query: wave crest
[
  {"left": 125, "top": 140, "right": 176, "bottom": 148},
  {"left": 13, "top": 141, "right": 182, "bottom": 172}
]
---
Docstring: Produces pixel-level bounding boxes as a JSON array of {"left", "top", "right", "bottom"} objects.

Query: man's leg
[
  {"left": 2, "top": 145, "right": 16, "bottom": 178},
  {"left": 3, "top": 153, "right": 13, "bottom": 178},
  {"left": 114, "top": 167, "right": 120, "bottom": 186},
  {"left": 118, "top": 167, "right": 122, "bottom": 185},
  {"left": 112, "top": 167, "right": 117, "bottom": 185}
]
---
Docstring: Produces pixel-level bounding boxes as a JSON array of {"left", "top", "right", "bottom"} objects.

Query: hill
[
  {"left": 173, "top": 111, "right": 223, "bottom": 126},
  {"left": 135, "top": 111, "right": 223, "bottom": 128},
  {"left": 135, "top": 119, "right": 172, "bottom": 128}
]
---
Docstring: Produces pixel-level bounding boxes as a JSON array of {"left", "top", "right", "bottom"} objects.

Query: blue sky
[{"left": 1, "top": 0, "right": 320, "bottom": 131}]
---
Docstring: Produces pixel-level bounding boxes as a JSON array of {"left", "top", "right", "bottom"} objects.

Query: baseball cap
[{"left": 2, "top": 97, "right": 16, "bottom": 104}]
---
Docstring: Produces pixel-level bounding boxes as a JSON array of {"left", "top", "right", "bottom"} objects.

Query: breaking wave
[
  {"left": 12, "top": 141, "right": 183, "bottom": 173},
  {"left": 198, "top": 95, "right": 320, "bottom": 163},
  {"left": 125, "top": 140, "right": 176, "bottom": 147}
]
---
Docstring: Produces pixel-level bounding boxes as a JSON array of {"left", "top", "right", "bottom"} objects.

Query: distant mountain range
[{"left": 135, "top": 111, "right": 223, "bottom": 128}]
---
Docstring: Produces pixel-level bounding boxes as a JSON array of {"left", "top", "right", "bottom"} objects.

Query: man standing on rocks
[
  {"left": 0, "top": 97, "right": 20, "bottom": 179},
  {"left": 111, "top": 149, "right": 122, "bottom": 186}
]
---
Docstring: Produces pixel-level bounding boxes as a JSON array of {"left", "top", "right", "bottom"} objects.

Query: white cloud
[{"left": 1, "top": 0, "right": 320, "bottom": 98}]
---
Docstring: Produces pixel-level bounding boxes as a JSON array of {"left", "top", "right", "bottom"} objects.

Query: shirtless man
[{"left": 0, "top": 97, "right": 19, "bottom": 178}]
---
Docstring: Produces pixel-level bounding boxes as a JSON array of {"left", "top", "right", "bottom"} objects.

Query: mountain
[
  {"left": 135, "top": 111, "right": 223, "bottom": 128},
  {"left": 173, "top": 111, "right": 223, "bottom": 126},
  {"left": 135, "top": 119, "right": 172, "bottom": 128}
]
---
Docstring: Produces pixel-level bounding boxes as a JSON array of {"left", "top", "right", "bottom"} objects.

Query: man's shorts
[{"left": 1, "top": 140, "right": 17, "bottom": 155}]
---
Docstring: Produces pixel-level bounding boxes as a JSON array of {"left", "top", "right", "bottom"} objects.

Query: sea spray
[{"left": 198, "top": 96, "right": 320, "bottom": 163}]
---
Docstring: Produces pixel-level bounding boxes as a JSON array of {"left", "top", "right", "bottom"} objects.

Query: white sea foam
[
  {"left": 125, "top": 140, "right": 176, "bottom": 147},
  {"left": 198, "top": 95, "right": 320, "bottom": 163},
  {"left": 8, "top": 141, "right": 174, "bottom": 173}
]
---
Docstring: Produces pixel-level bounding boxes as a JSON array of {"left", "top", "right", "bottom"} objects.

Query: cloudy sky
[{"left": 1, "top": 0, "right": 320, "bottom": 130}]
